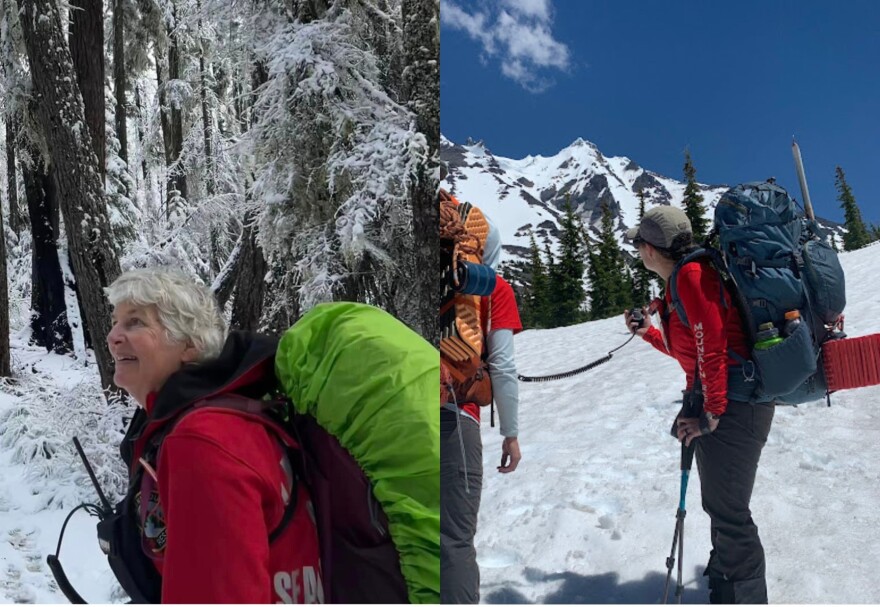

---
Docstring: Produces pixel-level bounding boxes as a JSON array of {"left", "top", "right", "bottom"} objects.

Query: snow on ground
[
  {"left": 1, "top": 244, "right": 878, "bottom": 604},
  {"left": 477, "top": 243, "right": 880, "bottom": 604},
  {"left": 0, "top": 341, "right": 123, "bottom": 604}
]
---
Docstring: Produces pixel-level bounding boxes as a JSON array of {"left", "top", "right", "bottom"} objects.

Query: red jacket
[
  {"left": 121, "top": 333, "right": 323, "bottom": 604},
  {"left": 642, "top": 259, "right": 749, "bottom": 415}
]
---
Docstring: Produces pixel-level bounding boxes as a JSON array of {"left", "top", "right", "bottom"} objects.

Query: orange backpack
[{"left": 439, "top": 190, "right": 493, "bottom": 408}]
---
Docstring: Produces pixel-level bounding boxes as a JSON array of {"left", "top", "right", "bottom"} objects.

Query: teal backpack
[{"left": 668, "top": 181, "right": 846, "bottom": 405}]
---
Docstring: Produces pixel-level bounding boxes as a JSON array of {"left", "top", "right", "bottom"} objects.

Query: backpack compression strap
[{"left": 667, "top": 248, "right": 728, "bottom": 330}]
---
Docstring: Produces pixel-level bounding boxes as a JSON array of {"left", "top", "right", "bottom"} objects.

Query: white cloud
[
  {"left": 500, "top": 0, "right": 551, "bottom": 22},
  {"left": 442, "top": 0, "right": 571, "bottom": 93}
]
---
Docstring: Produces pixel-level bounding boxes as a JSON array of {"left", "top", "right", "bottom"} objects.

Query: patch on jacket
[{"left": 135, "top": 488, "right": 167, "bottom": 554}]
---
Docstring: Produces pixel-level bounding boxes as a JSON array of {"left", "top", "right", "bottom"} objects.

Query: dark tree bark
[
  {"left": 0, "top": 170, "right": 9, "bottom": 376},
  {"left": 230, "top": 216, "right": 267, "bottom": 332},
  {"left": 69, "top": 0, "right": 106, "bottom": 177},
  {"left": 134, "top": 82, "right": 148, "bottom": 183},
  {"left": 200, "top": 56, "right": 213, "bottom": 194},
  {"left": 23, "top": 162, "right": 73, "bottom": 354},
  {"left": 228, "top": 63, "right": 269, "bottom": 331},
  {"left": 401, "top": 0, "right": 439, "bottom": 345},
  {"left": 113, "top": 0, "right": 128, "bottom": 164},
  {"left": 157, "top": 16, "right": 187, "bottom": 220},
  {"left": 19, "top": 0, "right": 123, "bottom": 392},
  {"left": 5, "top": 113, "right": 20, "bottom": 235},
  {"left": 198, "top": 1, "right": 214, "bottom": 197},
  {"left": 212, "top": 230, "right": 244, "bottom": 308}
]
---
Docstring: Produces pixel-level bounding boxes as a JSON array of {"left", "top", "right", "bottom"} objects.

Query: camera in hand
[{"left": 629, "top": 308, "right": 645, "bottom": 330}]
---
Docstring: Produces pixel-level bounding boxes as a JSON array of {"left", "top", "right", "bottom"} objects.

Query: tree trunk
[
  {"left": 134, "top": 82, "right": 148, "bottom": 183},
  {"left": 5, "top": 112, "right": 20, "bottom": 236},
  {"left": 401, "top": 0, "right": 439, "bottom": 345},
  {"left": 113, "top": 0, "right": 128, "bottom": 164},
  {"left": 167, "top": 2, "right": 187, "bottom": 213},
  {"left": 23, "top": 162, "right": 73, "bottom": 354},
  {"left": 0, "top": 168, "right": 9, "bottom": 376},
  {"left": 18, "top": 0, "right": 123, "bottom": 393},
  {"left": 229, "top": 63, "right": 270, "bottom": 331},
  {"left": 69, "top": 0, "right": 106, "bottom": 178},
  {"left": 157, "top": 20, "right": 188, "bottom": 220},
  {"left": 212, "top": 229, "right": 244, "bottom": 308},
  {"left": 230, "top": 215, "right": 267, "bottom": 332},
  {"left": 198, "top": 1, "right": 214, "bottom": 197}
]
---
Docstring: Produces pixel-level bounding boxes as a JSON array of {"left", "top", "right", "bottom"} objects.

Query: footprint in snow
[
  {"left": 799, "top": 451, "right": 833, "bottom": 472},
  {"left": 597, "top": 514, "right": 623, "bottom": 540},
  {"left": 1, "top": 565, "right": 37, "bottom": 604}
]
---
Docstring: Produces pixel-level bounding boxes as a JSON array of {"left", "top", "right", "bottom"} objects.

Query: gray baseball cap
[{"left": 625, "top": 206, "right": 692, "bottom": 249}]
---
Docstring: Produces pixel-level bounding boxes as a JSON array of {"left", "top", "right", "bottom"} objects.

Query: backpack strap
[
  {"left": 145, "top": 395, "right": 301, "bottom": 544},
  {"left": 667, "top": 248, "right": 727, "bottom": 330}
]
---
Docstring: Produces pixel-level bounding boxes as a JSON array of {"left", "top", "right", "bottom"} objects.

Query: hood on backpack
[{"left": 483, "top": 215, "right": 502, "bottom": 270}]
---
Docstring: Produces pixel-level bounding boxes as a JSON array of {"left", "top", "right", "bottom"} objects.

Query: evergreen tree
[
  {"left": 587, "top": 203, "right": 630, "bottom": 320},
  {"left": 872, "top": 224, "right": 880, "bottom": 243},
  {"left": 522, "top": 233, "right": 550, "bottom": 328},
  {"left": 631, "top": 187, "right": 652, "bottom": 305},
  {"left": 542, "top": 241, "right": 559, "bottom": 326},
  {"left": 682, "top": 149, "right": 709, "bottom": 243},
  {"left": 547, "top": 196, "right": 586, "bottom": 327},
  {"left": 830, "top": 232, "right": 840, "bottom": 253},
  {"left": 836, "top": 166, "right": 870, "bottom": 251}
]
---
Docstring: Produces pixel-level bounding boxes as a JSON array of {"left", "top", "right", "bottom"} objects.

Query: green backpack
[{"left": 275, "top": 302, "right": 440, "bottom": 603}]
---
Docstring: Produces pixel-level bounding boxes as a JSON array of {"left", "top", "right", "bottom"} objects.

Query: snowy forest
[
  {"left": 0, "top": 2, "right": 438, "bottom": 599},
  {"left": 0, "top": 0, "right": 439, "bottom": 393}
]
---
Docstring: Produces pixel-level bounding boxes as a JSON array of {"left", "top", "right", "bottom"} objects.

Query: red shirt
[
  {"left": 138, "top": 399, "right": 324, "bottom": 603},
  {"left": 462, "top": 276, "right": 523, "bottom": 421},
  {"left": 642, "top": 260, "right": 749, "bottom": 415}
]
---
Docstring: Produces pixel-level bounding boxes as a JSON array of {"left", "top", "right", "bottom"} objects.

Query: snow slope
[
  {"left": 476, "top": 243, "right": 880, "bottom": 604},
  {"left": 2, "top": 245, "right": 878, "bottom": 603}
]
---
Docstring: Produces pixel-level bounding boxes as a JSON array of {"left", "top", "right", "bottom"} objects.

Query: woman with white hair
[{"left": 103, "top": 267, "right": 322, "bottom": 603}]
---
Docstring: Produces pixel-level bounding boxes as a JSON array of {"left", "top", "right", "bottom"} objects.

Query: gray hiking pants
[
  {"left": 696, "top": 400, "right": 775, "bottom": 604},
  {"left": 440, "top": 409, "right": 483, "bottom": 604}
]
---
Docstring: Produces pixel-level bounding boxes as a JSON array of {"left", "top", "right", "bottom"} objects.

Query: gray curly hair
[{"left": 105, "top": 268, "right": 227, "bottom": 361}]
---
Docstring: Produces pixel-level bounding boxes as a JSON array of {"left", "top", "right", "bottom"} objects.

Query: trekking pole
[
  {"left": 791, "top": 138, "right": 816, "bottom": 221},
  {"left": 662, "top": 440, "right": 696, "bottom": 604}
]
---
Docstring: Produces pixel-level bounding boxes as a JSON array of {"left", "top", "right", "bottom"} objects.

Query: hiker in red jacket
[
  {"left": 624, "top": 206, "right": 774, "bottom": 604},
  {"left": 441, "top": 217, "right": 523, "bottom": 604},
  {"left": 105, "top": 268, "right": 323, "bottom": 604}
]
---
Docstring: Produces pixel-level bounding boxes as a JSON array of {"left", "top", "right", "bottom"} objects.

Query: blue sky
[{"left": 441, "top": 0, "right": 880, "bottom": 226}]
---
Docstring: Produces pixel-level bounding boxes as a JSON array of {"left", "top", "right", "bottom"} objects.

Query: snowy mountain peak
[
  {"left": 440, "top": 135, "right": 727, "bottom": 266},
  {"left": 439, "top": 135, "right": 842, "bottom": 270}
]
